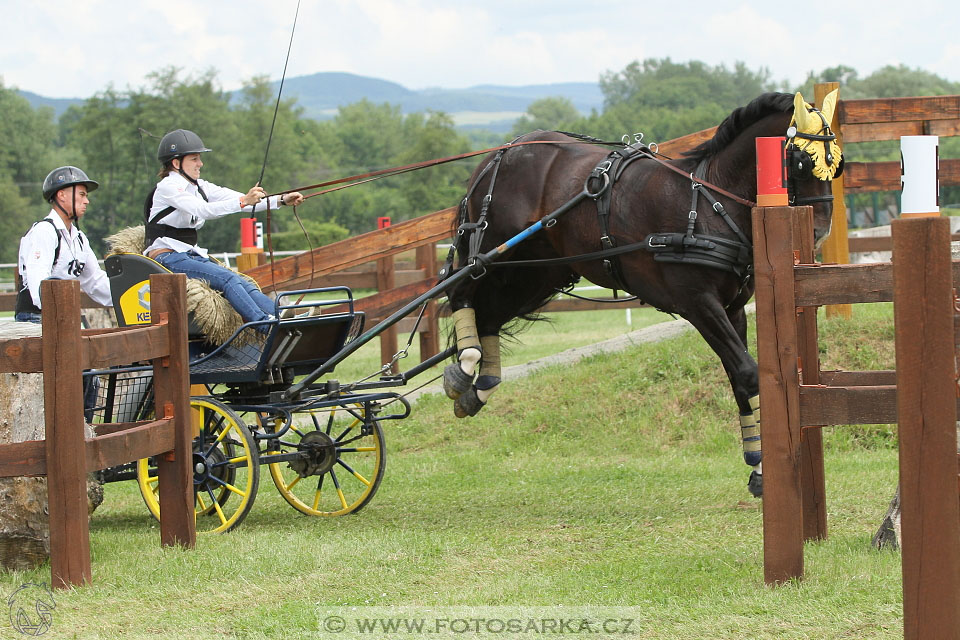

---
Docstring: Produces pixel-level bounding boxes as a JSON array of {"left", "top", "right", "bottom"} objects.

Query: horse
[{"left": 441, "top": 91, "right": 844, "bottom": 497}]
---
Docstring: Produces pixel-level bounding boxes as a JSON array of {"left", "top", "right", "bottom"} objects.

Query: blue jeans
[{"left": 157, "top": 251, "right": 275, "bottom": 325}]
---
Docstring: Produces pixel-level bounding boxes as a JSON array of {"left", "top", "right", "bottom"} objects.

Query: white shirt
[
  {"left": 145, "top": 172, "right": 281, "bottom": 257},
  {"left": 18, "top": 211, "right": 113, "bottom": 309}
]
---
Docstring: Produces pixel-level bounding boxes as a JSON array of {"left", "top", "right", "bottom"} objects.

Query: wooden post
[
  {"left": 753, "top": 206, "right": 805, "bottom": 584},
  {"left": 416, "top": 243, "right": 440, "bottom": 361},
  {"left": 792, "top": 208, "right": 827, "bottom": 542},
  {"left": 150, "top": 274, "right": 196, "bottom": 549},
  {"left": 377, "top": 255, "right": 398, "bottom": 374},
  {"left": 41, "top": 279, "right": 91, "bottom": 588},
  {"left": 892, "top": 217, "right": 960, "bottom": 640},
  {"left": 815, "top": 81, "right": 852, "bottom": 320}
]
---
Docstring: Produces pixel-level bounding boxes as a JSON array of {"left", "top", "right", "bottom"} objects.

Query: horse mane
[{"left": 684, "top": 92, "right": 795, "bottom": 160}]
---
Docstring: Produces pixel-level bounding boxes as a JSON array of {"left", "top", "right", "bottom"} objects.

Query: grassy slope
[{"left": 0, "top": 305, "right": 904, "bottom": 639}]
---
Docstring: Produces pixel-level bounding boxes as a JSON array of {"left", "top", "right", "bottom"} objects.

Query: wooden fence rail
[{"left": 0, "top": 275, "right": 193, "bottom": 588}]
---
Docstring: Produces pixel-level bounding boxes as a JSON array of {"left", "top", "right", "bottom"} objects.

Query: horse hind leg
[
  {"left": 454, "top": 334, "right": 502, "bottom": 418},
  {"left": 443, "top": 307, "right": 482, "bottom": 399}
]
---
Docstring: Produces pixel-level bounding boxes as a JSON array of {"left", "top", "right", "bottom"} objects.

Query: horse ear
[
  {"left": 792, "top": 92, "right": 813, "bottom": 131},
  {"left": 818, "top": 88, "right": 839, "bottom": 125}
]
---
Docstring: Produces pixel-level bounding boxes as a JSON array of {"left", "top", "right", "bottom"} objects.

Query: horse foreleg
[
  {"left": 454, "top": 334, "right": 501, "bottom": 417},
  {"left": 686, "top": 300, "right": 762, "bottom": 496},
  {"left": 727, "top": 304, "right": 763, "bottom": 496},
  {"left": 444, "top": 307, "right": 482, "bottom": 400}
]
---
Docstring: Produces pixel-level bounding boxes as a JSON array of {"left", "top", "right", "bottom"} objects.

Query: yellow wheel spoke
[
  {"left": 354, "top": 446, "right": 376, "bottom": 452},
  {"left": 146, "top": 475, "right": 159, "bottom": 486},
  {"left": 196, "top": 493, "right": 208, "bottom": 511},
  {"left": 312, "top": 491, "right": 322, "bottom": 511},
  {"left": 351, "top": 471, "right": 371, "bottom": 487},
  {"left": 223, "top": 482, "right": 246, "bottom": 497},
  {"left": 213, "top": 500, "right": 227, "bottom": 525},
  {"left": 336, "top": 488, "right": 348, "bottom": 510},
  {"left": 285, "top": 475, "right": 302, "bottom": 492}
]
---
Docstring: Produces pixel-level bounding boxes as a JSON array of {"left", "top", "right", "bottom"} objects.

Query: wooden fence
[
  {"left": 753, "top": 207, "right": 960, "bottom": 638},
  {"left": 0, "top": 275, "right": 193, "bottom": 588}
]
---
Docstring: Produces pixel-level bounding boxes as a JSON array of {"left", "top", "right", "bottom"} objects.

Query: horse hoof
[
  {"left": 443, "top": 362, "right": 474, "bottom": 399},
  {"left": 453, "top": 387, "right": 485, "bottom": 418},
  {"left": 747, "top": 471, "right": 763, "bottom": 498}
]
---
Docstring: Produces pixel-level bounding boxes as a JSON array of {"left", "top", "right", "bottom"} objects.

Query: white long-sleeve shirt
[
  {"left": 144, "top": 172, "right": 282, "bottom": 257},
  {"left": 18, "top": 211, "right": 113, "bottom": 309}
]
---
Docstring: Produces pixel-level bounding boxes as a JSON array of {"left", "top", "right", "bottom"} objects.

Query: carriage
[
  {"left": 91, "top": 251, "right": 450, "bottom": 533},
  {"left": 90, "top": 90, "right": 842, "bottom": 532}
]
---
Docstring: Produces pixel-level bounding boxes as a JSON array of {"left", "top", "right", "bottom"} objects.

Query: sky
[{"left": 3, "top": 0, "right": 959, "bottom": 100}]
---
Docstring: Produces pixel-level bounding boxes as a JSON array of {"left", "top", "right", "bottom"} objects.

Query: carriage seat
[{"left": 104, "top": 252, "right": 207, "bottom": 335}]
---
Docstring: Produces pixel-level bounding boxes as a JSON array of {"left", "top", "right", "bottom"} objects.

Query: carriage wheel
[
  {"left": 136, "top": 397, "right": 260, "bottom": 533},
  {"left": 267, "top": 404, "right": 385, "bottom": 516}
]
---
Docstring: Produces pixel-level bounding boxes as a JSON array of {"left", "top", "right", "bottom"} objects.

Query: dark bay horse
[{"left": 442, "top": 91, "right": 843, "bottom": 497}]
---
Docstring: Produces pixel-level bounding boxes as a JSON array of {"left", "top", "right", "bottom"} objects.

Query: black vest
[{"left": 143, "top": 186, "right": 201, "bottom": 248}]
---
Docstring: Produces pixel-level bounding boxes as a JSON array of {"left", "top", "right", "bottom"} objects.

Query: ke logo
[{"left": 7, "top": 583, "right": 55, "bottom": 636}]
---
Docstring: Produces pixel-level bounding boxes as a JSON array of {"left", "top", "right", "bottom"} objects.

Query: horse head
[{"left": 787, "top": 89, "right": 844, "bottom": 245}]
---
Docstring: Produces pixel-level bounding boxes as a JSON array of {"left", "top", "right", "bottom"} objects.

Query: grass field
[{"left": 0, "top": 304, "right": 906, "bottom": 639}]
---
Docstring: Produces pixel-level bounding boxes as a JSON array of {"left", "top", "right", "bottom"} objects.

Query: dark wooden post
[
  {"left": 892, "top": 217, "right": 960, "bottom": 640},
  {"left": 377, "top": 255, "right": 398, "bottom": 373},
  {"left": 41, "top": 279, "right": 91, "bottom": 588},
  {"left": 150, "top": 274, "right": 196, "bottom": 548},
  {"left": 753, "top": 206, "right": 805, "bottom": 584},
  {"left": 792, "top": 208, "right": 827, "bottom": 542},
  {"left": 416, "top": 243, "right": 440, "bottom": 361}
]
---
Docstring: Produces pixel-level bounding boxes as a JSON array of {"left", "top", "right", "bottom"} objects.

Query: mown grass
[{"left": 0, "top": 304, "right": 905, "bottom": 639}]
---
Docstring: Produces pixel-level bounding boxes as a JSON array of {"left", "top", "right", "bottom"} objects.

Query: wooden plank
[
  {"left": 149, "top": 274, "right": 195, "bottom": 549},
  {"left": 844, "top": 159, "right": 960, "bottom": 193},
  {"left": 0, "top": 439, "right": 46, "bottom": 477},
  {"left": 85, "top": 419, "right": 174, "bottom": 471},
  {"left": 330, "top": 279, "right": 439, "bottom": 324},
  {"left": 81, "top": 324, "right": 169, "bottom": 370},
  {"left": 377, "top": 255, "right": 398, "bottom": 373},
  {"left": 819, "top": 370, "right": 897, "bottom": 386},
  {"left": 244, "top": 207, "right": 457, "bottom": 291},
  {"left": 41, "top": 279, "right": 91, "bottom": 588},
  {"left": 841, "top": 119, "right": 960, "bottom": 144},
  {"left": 892, "top": 217, "right": 960, "bottom": 640},
  {"left": 792, "top": 205, "right": 827, "bottom": 542},
  {"left": 850, "top": 232, "right": 960, "bottom": 254},
  {"left": 0, "top": 336, "right": 43, "bottom": 374},
  {"left": 752, "top": 206, "right": 805, "bottom": 584},
  {"left": 799, "top": 385, "right": 898, "bottom": 425},
  {"left": 794, "top": 263, "right": 894, "bottom": 306},
  {"left": 654, "top": 126, "right": 718, "bottom": 157},
  {"left": 795, "top": 262, "right": 960, "bottom": 306},
  {"left": 839, "top": 95, "right": 960, "bottom": 124}
]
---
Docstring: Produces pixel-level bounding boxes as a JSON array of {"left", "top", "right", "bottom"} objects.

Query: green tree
[
  {"left": 0, "top": 79, "right": 60, "bottom": 262},
  {"left": 511, "top": 97, "right": 582, "bottom": 137}
]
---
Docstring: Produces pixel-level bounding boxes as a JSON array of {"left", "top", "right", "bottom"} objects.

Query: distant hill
[{"left": 18, "top": 71, "right": 604, "bottom": 131}]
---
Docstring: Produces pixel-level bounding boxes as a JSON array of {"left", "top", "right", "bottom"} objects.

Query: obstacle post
[
  {"left": 150, "top": 273, "right": 196, "bottom": 548},
  {"left": 236, "top": 217, "right": 264, "bottom": 272},
  {"left": 42, "top": 279, "right": 92, "bottom": 587},
  {"left": 753, "top": 205, "right": 805, "bottom": 584},
  {"left": 892, "top": 216, "right": 960, "bottom": 639}
]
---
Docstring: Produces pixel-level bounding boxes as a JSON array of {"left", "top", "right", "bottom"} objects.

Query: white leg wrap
[
  {"left": 458, "top": 347, "right": 481, "bottom": 377},
  {"left": 476, "top": 384, "right": 499, "bottom": 403}
]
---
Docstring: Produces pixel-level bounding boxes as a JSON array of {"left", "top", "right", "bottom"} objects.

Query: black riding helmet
[
  {"left": 157, "top": 129, "right": 212, "bottom": 164},
  {"left": 42, "top": 166, "right": 99, "bottom": 202}
]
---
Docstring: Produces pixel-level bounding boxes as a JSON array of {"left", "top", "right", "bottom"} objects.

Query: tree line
[{"left": 2, "top": 59, "right": 959, "bottom": 263}]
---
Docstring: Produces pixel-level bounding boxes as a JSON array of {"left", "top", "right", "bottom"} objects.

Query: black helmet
[
  {"left": 42, "top": 166, "right": 99, "bottom": 202},
  {"left": 157, "top": 129, "right": 212, "bottom": 163}
]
